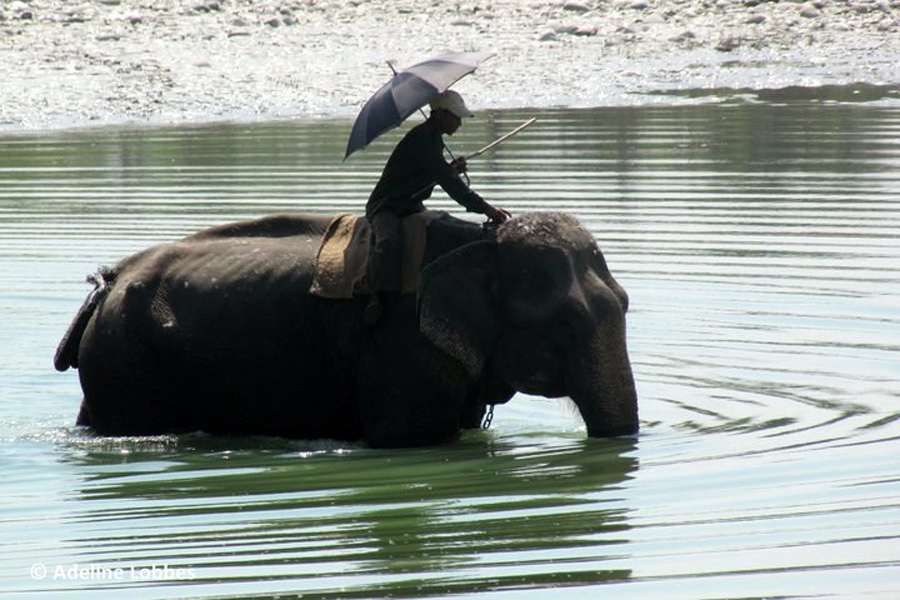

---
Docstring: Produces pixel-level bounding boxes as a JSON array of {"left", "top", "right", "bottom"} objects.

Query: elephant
[{"left": 54, "top": 211, "right": 638, "bottom": 448}]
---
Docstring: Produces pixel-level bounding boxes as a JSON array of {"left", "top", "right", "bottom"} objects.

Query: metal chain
[{"left": 482, "top": 404, "right": 495, "bottom": 430}]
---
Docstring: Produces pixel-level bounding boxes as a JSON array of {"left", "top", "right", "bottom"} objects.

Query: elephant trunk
[{"left": 568, "top": 331, "right": 639, "bottom": 437}]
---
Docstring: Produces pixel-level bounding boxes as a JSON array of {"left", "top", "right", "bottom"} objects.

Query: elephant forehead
[{"left": 497, "top": 212, "right": 594, "bottom": 252}]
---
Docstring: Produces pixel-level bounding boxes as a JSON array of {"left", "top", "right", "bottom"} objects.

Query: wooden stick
[
  {"left": 408, "top": 118, "right": 538, "bottom": 198},
  {"left": 466, "top": 118, "right": 537, "bottom": 160}
]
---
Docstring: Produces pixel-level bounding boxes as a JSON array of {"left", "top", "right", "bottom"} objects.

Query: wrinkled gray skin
[
  {"left": 448, "top": 213, "right": 639, "bottom": 439},
  {"left": 56, "top": 212, "right": 638, "bottom": 447}
]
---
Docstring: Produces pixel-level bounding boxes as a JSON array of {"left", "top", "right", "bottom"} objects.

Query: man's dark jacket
[{"left": 366, "top": 118, "right": 490, "bottom": 218}]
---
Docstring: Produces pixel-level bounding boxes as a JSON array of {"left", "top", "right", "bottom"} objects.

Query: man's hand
[
  {"left": 450, "top": 157, "right": 468, "bottom": 174},
  {"left": 486, "top": 205, "right": 511, "bottom": 225}
]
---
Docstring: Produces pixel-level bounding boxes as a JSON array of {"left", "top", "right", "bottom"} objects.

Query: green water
[{"left": 1, "top": 101, "right": 899, "bottom": 598}]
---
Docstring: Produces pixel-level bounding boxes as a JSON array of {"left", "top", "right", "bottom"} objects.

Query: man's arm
[{"left": 428, "top": 151, "right": 510, "bottom": 223}]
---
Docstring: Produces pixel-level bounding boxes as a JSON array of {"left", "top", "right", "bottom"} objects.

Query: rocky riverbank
[{"left": 1, "top": 0, "right": 898, "bottom": 130}]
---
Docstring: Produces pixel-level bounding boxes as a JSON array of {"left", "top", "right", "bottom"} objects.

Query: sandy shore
[{"left": 1, "top": 0, "right": 898, "bottom": 131}]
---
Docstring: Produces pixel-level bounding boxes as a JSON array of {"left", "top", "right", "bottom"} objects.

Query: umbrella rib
[{"left": 345, "top": 52, "right": 494, "bottom": 159}]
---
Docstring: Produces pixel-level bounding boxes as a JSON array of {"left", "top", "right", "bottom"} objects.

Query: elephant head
[{"left": 419, "top": 212, "right": 638, "bottom": 437}]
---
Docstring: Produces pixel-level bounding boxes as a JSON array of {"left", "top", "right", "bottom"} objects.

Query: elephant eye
[
  {"left": 519, "top": 270, "right": 555, "bottom": 299},
  {"left": 504, "top": 249, "right": 572, "bottom": 318},
  {"left": 589, "top": 245, "right": 609, "bottom": 271},
  {"left": 509, "top": 276, "right": 558, "bottom": 317}
]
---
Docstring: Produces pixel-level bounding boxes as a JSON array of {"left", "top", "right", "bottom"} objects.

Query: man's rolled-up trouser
[{"left": 367, "top": 211, "right": 402, "bottom": 294}]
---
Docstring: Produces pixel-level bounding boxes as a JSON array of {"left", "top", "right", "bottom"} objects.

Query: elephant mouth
[
  {"left": 504, "top": 342, "right": 569, "bottom": 397},
  {"left": 514, "top": 370, "right": 567, "bottom": 398}
]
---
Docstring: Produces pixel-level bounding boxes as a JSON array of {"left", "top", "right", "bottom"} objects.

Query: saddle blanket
[{"left": 309, "top": 211, "right": 447, "bottom": 299}]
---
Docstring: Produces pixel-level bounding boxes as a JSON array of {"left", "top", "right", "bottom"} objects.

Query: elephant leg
[
  {"left": 361, "top": 372, "right": 466, "bottom": 448},
  {"left": 460, "top": 384, "right": 488, "bottom": 430},
  {"left": 461, "top": 361, "right": 515, "bottom": 430},
  {"left": 359, "top": 328, "right": 468, "bottom": 448},
  {"left": 75, "top": 401, "right": 93, "bottom": 427},
  {"left": 79, "top": 331, "right": 190, "bottom": 435},
  {"left": 80, "top": 371, "right": 186, "bottom": 435}
]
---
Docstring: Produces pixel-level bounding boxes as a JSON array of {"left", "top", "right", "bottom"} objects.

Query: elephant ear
[{"left": 418, "top": 241, "right": 499, "bottom": 379}]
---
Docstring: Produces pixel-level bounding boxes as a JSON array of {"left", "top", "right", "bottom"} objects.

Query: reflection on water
[
  {"left": 1, "top": 98, "right": 899, "bottom": 598},
  {"left": 46, "top": 434, "right": 635, "bottom": 598}
]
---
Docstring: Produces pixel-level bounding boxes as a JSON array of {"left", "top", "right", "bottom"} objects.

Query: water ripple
[{"left": 1, "top": 104, "right": 899, "bottom": 598}]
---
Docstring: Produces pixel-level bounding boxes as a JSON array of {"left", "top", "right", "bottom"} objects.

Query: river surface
[{"left": 1, "top": 98, "right": 899, "bottom": 598}]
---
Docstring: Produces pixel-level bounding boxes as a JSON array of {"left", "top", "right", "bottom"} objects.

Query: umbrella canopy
[{"left": 344, "top": 52, "right": 493, "bottom": 159}]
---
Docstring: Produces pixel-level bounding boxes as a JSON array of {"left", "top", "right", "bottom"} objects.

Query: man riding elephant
[{"left": 365, "top": 90, "right": 511, "bottom": 324}]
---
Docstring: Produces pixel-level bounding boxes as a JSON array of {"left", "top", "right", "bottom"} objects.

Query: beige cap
[{"left": 429, "top": 90, "right": 474, "bottom": 119}]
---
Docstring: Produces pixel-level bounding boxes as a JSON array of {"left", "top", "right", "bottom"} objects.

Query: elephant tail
[{"left": 54, "top": 267, "right": 116, "bottom": 372}]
